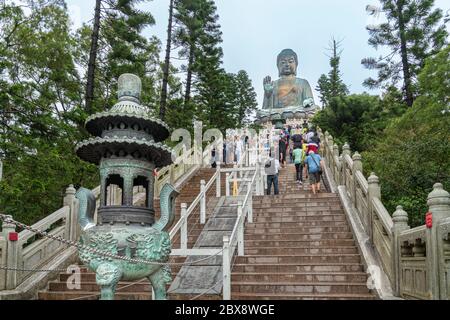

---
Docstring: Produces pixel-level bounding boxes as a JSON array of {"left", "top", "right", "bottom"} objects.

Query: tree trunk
[
  {"left": 85, "top": 0, "right": 102, "bottom": 115},
  {"left": 159, "top": 0, "right": 174, "bottom": 121},
  {"left": 184, "top": 44, "right": 194, "bottom": 106},
  {"left": 397, "top": 0, "right": 414, "bottom": 107}
]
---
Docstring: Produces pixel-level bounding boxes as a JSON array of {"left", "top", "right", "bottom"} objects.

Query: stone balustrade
[{"left": 318, "top": 128, "right": 450, "bottom": 300}]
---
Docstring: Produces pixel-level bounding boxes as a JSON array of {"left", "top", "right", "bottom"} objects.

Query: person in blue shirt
[{"left": 304, "top": 151, "right": 324, "bottom": 194}]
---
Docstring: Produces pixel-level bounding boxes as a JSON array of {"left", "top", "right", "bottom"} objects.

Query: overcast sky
[{"left": 66, "top": 0, "right": 449, "bottom": 107}]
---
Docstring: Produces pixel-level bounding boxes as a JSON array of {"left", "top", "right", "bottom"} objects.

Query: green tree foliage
[
  {"left": 316, "top": 39, "right": 349, "bottom": 107},
  {"left": 362, "top": 0, "right": 448, "bottom": 107},
  {"left": 233, "top": 70, "right": 258, "bottom": 125},
  {"left": 363, "top": 45, "right": 450, "bottom": 227},
  {"left": 0, "top": 1, "right": 97, "bottom": 225},
  {"left": 0, "top": 0, "right": 257, "bottom": 226}
]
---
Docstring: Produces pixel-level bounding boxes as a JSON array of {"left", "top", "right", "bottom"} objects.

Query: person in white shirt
[
  {"left": 306, "top": 128, "right": 315, "bottom": 143},
  {"left": 264, "top": 151, "right": 280, "bottom": 195}
]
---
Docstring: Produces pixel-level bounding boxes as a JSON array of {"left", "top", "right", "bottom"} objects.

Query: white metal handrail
[
  {"left": 169, "top": 170, "right": 219, "bottom": 251},
  {"left": 222, "top": 166, "right": 258, "bottom": 300}
]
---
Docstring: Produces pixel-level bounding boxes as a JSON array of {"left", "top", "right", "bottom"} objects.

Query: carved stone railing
[
  {"left": 0, "top": 186, "right": 79, "bottom": 294},
  {"left": 318, "top": 128, "right": 450, "bottom": 300}
]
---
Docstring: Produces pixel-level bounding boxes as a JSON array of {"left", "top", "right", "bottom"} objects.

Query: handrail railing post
[
  {"left": 222, "top": 235, "right": 231, "bottom": 300},
  {"left": 248, "top": 183, "right": 253, "bottom": 224},
  {"left": 226, "top": 173, "right": 230, "bottom": 197},
  {"left": 200, "top": 180, "right": 206, "bottom": 224},
  {"left": 368, "top": 173, "right": 381, "bottom": 243},
  {"left": 427, "top": 183, "right": 450, "bottom": 299},
  {"left": 181, "top": 203, "right": 188, "bottom": 256},
  {"left": 255, "top": 161, "right": 261, "bottom": 196},
  {"left": 233, "top": 164, "right": 238, "bottom": 196},
  {"left": 2, "top": 216, "right": 18, "bottom": 290},
  {"left": 64, "top": 184, "right": 78, "bottom": 241},
  {"left": 216, "top": 162, "right": 221, "bottom": 198},
  {"left": 237, "top": 200, "right": 244, "bottom": 256},
  {"left": 260, "top": 161, "right": 265, "bottom": 196},
  {"left": 392, "top": 206, "right": 410, "bottom": 297},
  {"left": 246, "top": 146, "right": 250, "bottom": 167}
]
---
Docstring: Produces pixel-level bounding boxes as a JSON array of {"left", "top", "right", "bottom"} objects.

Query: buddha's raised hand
[{"left": 263, "top": 76, "right": 273, "bottom": 95}]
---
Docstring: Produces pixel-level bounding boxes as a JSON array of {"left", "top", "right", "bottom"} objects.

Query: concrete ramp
[{"left": 168, "top": 196, "right": 244, "bottom": 295}]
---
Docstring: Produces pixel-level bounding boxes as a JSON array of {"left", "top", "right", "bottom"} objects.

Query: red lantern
[
  {"left": 425, "top": 212, "right": 432, "bottom": 229},
  {"left": 8, "top": 232, "right": 18, "bottom": 241}
]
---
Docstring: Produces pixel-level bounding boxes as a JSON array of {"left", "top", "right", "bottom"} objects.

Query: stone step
[
  {"left": 38, "top": 291, "right": 149, "bottom": 300},
  {"left": 244, "top": 226, "right": 351, "bottom": 234},
  {"left": 244, "top": 246, "right": 359, "bottom": 255},
  {"left": 232, "top": 263, "right": 364, "bottom": 273},
  {"left": 253, "top": 210, "right": 345, "bottom": 217},
  {"left": 235, "top": 254, "right": 361, "bottom": 264},
  {"left": 244, "top": 239, "right": 356, "bottom": 247},
  {"left": 253, "top": 200, "right": 342, "bottom": 207},
  {"left": 244, "top": 232, "right": 354, "bottom": 241},
  {"left": 49, "top": 281, "right": 152, "bottom": 293},
  {"left": 231, "top": 293, "right": 376, "bottom": 300},
  {"left": 254, "top": 206, "right": 343, "bottom": 212},
  {"left": 38, "top": 291, "right": 221, "bottom": 300},
  {"left": 231, "top": 272, "right": 368, "bottom": 283},
  {"left": 231, "top": 282, "right": 371, "bottom": 294},
  {"left": 254, "top": 215, "right": 347, "bottom": 223},
  {"left": 253, "top": 194, "right": 338, "bottom": 201},
  {"left": 58, "top": 268, "right": 182, "bottom": 282},
  {"left": 245, "top": 221, "right": 350, "bottom": 228}
]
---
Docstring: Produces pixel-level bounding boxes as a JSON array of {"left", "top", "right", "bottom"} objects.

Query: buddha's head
[{"left": 277, "top": 49, "right": 298, "bottom": 77}]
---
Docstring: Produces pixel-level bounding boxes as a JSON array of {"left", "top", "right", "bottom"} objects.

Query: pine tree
[
  {"left": 362, "top": 0, "right": 448, "bottom": 107},
  {"left": 316, "top": 38, "right": 349, "bottom": 107},
  {"left": 173, "top": 0, "right": 223, "bottom": 108},
  {"left": 84, "top": 0, "right": 157, "bottom": 114},
  {"left": 159, "top": 0, "right": 175, "bottom": 121},
  {"left": 233, "top": 70, "right": 258, "bottom": 125}
]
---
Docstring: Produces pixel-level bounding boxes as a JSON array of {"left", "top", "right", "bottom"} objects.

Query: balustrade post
[
  {"left": 342, "top": 143, "right": 351, "bottom": 186},
  {"left": 216, "top": 162, "right": 221, "bottom": 198},
  {"left": 427, "top": 183, "right": 450, "bottom": 299},
  {"left": 340, "top": 143, "right": 351, "bottom": 189},
  {"left": 64, "top": 184, "right": 79, "bottom": 241},
  {"left": 333, "top": 144, "right": 341, "bottom": 185},
  {"left": 368, "top": 173, "right": 381, "bottom": 243},
  {"left": 237, "top": 200, "right": 244, "bottom": 256},
  {"left": 180, "top": 203, "right": 188, "bottom": 255},
  {"left": 200, "top": 180, "right": 206, "bottom": 224},
  {"left": 326, "top": 134, "right": 333, "bottom": 176},
  {"left": 226, "top": 173, "right": 230, "bottom": 197},
  {"left": 331, "top": 142, "right": 338, "bottom": 183},
  {"left": 392, "top": 206, "right": 410, "bottom": 296},
  {"left": 222, "top": 235, "right": 231, "bottom": 300},
  {"left": 352, "top": 152, "right": 363, "bottom": 204},
  {"left": 2, "top": 216, "right": 18, "bottom": 290}
]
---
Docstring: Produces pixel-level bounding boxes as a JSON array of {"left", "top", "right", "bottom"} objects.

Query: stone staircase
[
  {"left": 38, "top": 164, "right": 376, "bottom": 300},
  {"left": 38, "top": 168, "right": 226, "bottom": 300},
  {"left": 230, "top": 165, "right": 377, "bottom": 300}
]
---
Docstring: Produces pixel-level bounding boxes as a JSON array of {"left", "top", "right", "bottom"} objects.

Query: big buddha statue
[{"left": 256, "top": 49, "right": 318, "bottom": 126}]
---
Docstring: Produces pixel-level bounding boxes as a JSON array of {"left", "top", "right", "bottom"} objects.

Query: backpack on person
[{"left": 293, "top": 149, "right": 303, "bottom": 165}]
